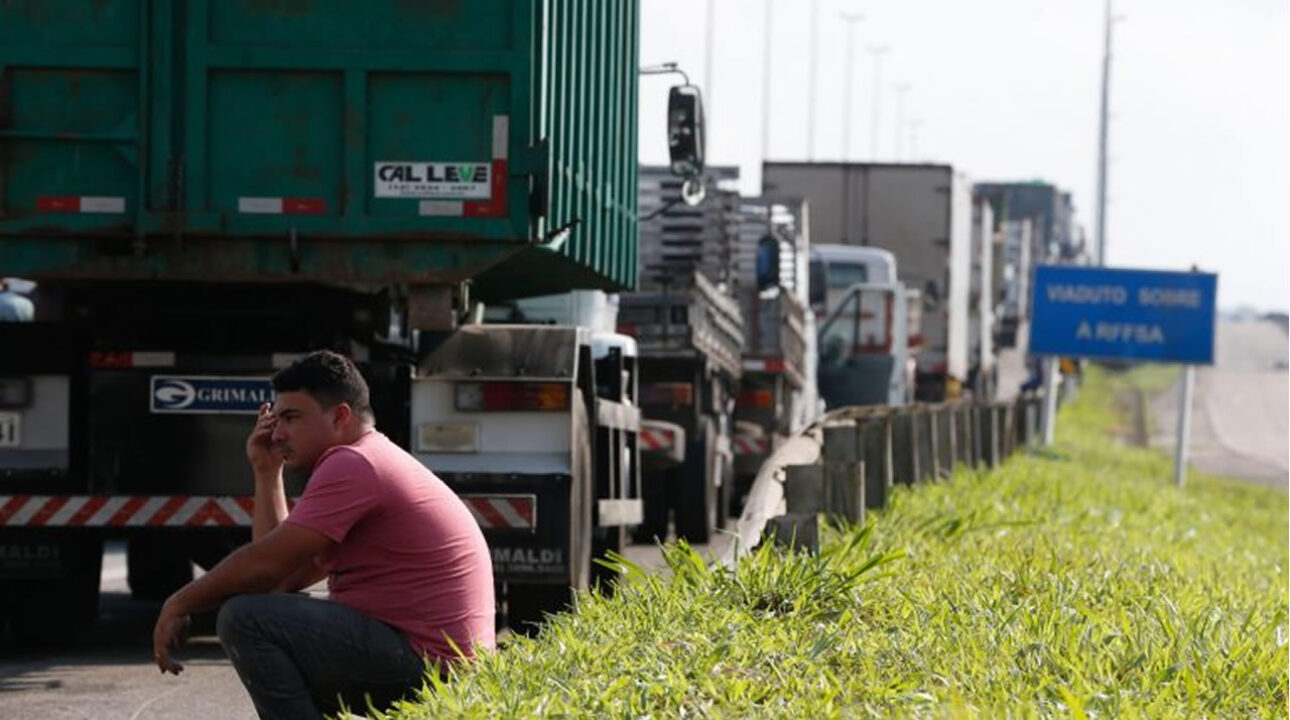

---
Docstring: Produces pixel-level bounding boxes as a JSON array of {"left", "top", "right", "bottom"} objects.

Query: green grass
[{"left": 378, "top": 367, "right": 1288, "bottom": 719}]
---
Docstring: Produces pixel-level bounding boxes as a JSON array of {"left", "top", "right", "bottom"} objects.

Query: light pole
[
  {"left": 866, "top": 45, "right": 890, "bottom": 160},
  {"left": 704, "top": 0, "right": 716, "bottom": 131},
  {"left": 893, "top": 82, "right": 911, "bottom": 161},
  {"left": 761, "top": 0, "right": 774, "bottom": 159},
  {"left": 1095, "top": 0, "right": 1121, "bottom": 267},
  {"left": 807, "top": 0, "right": 820, "bottom": 160},
  {"left": 906, "top": 118, "right": 923, "bottom": 160},
  {"left": 839, "top": 13, "right": 865, "bottom": 161}
]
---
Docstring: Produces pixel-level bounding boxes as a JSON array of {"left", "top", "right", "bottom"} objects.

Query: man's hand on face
[
  {"left": 246, "top": 403, "right": 283, "bottom": 475},
  {"left": 152, "top": 603, "right": 190, "bottom": 675}
]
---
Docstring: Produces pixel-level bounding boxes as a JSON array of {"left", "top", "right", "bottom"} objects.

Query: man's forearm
[
  {"left": 252, "top": 469, "right": 289, "bottom": 541},
  {"left": 163, "top": 541, "right": 281, "bottom": 617}
]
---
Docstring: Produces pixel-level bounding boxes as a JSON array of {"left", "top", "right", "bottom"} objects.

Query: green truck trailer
[{"left": 0, "top": 0, "right": 697, "bottom": 637}]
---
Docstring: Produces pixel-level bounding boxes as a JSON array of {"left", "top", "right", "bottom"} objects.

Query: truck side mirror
[
  {"left": 667, "top": 85, "right": 705, "bottom": 179},
  {"left": 755, "top": 235, "right": 780, "bottom": 291}
]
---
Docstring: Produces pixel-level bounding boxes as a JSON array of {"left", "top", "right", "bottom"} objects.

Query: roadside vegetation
[{"left": 380, "top": 366, "right": 1288, "bottom": 719}]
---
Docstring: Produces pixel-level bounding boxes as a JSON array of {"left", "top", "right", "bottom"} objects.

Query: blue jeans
[{"left": 216, "top": 593, "right": 431, "bottom": 720}]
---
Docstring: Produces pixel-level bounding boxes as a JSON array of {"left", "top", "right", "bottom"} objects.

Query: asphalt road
[
  {"left": 1151, "top": 317, "right": 1289, "bottom": 490},
  {"left": 0, "top": 532, "right": 700, "bottom": 720},
  {"left": 0, "top": 542, "right": 259, "bottom": 720}
]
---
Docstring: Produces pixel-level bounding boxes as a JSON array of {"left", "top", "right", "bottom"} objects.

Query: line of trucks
[{"left": 0, "top": 1, "right": 1080, "bottom": 639}]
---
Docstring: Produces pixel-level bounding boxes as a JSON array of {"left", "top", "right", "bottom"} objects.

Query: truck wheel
[
  {"left": 633, "top": 460, "right": 670, "bottom": 544},
  {"left": 591, "top": 525, "right": 627, "bottom": 595},
  {"left": 674, "top": 417, "right": 717, "bottom": 545},
  {"left": 127, "top": 539, "right": 194, "bottom": 602},
  {"left": 506, "top": 583, "right": 576, "bottom": 636}
]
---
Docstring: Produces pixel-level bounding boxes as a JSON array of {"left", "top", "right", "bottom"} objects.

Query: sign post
[
  {"left": 1041, "top": 357, "right": 1060, "bottom": 446},
  {"left": 1173, "top": 366, "right": 1196, "bottom": 487},
  {"left": 1029, "top": 265, "right": 1217, "bottom": 481}
]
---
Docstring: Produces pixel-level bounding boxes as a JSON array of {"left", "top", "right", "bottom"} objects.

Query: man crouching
[{"left": 152, "top": 350, "right": 495, "bottom": 720}]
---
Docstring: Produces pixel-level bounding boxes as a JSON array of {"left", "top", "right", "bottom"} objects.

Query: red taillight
[
  {"left": 282, "top": 197, "right": 327, "bottom": 215},
  {"left": 455, "top": 382, "right": 571, "bottom": 412},
  {"left": 89, "top": 352, "right": 133, "bottom": 368},
  {"left": 738, "top": 389, "right": 775, "bottom": 409},
  {"left": 641, "top": 382, "right": 694, "bottom": 407},
  {"left": 88, "top": 352, "right": 176, "bottom": 369}
]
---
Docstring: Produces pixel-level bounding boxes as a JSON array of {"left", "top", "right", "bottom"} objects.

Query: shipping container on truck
[
  {"left": 764, "top": 162, "right": 976, "bottom": 401},
  {"left": 0, "top": 0, "right": 667, "bottom": 638},
  {"left": 730, "top": 196, "right": 817, "bottom": 510},
  {"left": 994, "top": 218, "right": 1034, "bottom": 348},
  {"left": 620, "top": 167, "right": 743, "bottom": 545},
  {"left": 974, "top": 180, "right": 1078, "bottom": 348},
  {"left": 974, "top": 181, "right": 1079, "bottom": 265}
]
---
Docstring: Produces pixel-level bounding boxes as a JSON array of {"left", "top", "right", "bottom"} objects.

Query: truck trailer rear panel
[
  {"left": 763, "top": 162, "right": 972, "bottom": 398},
  {"left": 0, "top": 0, "right": 639, "bottom": 299}
]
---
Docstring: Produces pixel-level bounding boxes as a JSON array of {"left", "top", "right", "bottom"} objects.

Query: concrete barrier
[
  {"left": 722, "top": 387, "right": 1062, "bottom": 568},
  {"left": 955, "top": 404, "right": 972, "bottom": 467},
  {"left": 935, "top": 406, "right": 955, "bottom": 478},
  {"left": 980, "top": 405, "right": 999, "bottom": 468},
  {"left": 891, "top": 411, "right": 918, "bottom": 486},
  {"left": 917, "top": 408, "right": 938, "bottom": 482},
  {"left": 822, "top": 425, "right": 866, "bottom": 525},
  {"left": 861, "top": 414, "right": 892, "bottom": 507}
]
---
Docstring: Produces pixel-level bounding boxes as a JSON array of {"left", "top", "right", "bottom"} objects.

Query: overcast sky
[{"left": 637, "top": 0, "right": 1289, "bottom": 312}]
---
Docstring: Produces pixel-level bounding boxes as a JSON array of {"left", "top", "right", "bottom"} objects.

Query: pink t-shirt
[{"left": 285, "top": 430, "right": 495, "bottom": 662}]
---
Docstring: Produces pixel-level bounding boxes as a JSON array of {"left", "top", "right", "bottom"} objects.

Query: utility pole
[
  {"left": 761, "top": 0, "right": 774, "bottom": 160},
  {"left": 906, "top": 118, "right": 923, "bottom": 160},
  {"left": 807, "top": 0, "right": 820, "bottom": 160},
  {"left": 893, "top": 82, "right": 911, "bottom": 161},
  {"left": 1095, "top": 0, "right": 1115, "bottom": 266},
  {"left": 866, "top": 45, "right": 890, "bottom": 160},
  {"left": 840, "top": 13, "right": 865, "bottom": 161},
  {"left": 704, "top": 0, "right": 716, "bottom": 131}
]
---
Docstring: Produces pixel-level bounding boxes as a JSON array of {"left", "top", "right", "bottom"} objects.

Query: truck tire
[
  {"left": 674, "top": 417, "right": 718, "bottom": 544},
  {"left": 591, "top": 525, "right": 627, "bottom": 595},
  {"left": 633, "top": 459, "right": 670, "bottom": 544},
  {"left": 505, "top": 583, "right": 574, "bottom": 636},
  {"left": 127, "top": 539, "right": 194, "bottom": 602},
  {"left": 505, "top": 390, "right": 593, "bottom": 633}
]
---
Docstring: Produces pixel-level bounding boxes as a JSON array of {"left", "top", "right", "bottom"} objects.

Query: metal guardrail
[{"left": 717, "top": 391, "right": 1056, "bottom": 566}]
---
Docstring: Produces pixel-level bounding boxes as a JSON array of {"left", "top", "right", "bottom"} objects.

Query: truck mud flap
[
  {"left": 0, "top": 529, "right": 101, "bottom": 582},
  {"left": 439, "top": 472, "right": 579, "bottom": 586}
]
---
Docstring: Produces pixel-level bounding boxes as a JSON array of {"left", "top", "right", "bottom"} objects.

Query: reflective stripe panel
[
  {"left": 237, "top": 197, "right": 327, "bottom": 215},
  {"left": 733, "top": 436, "right": 770, "bottom": 456},
  {"left": 0, "top": 496, "right": 264, "bottom": 527},
  {"left": 459, "top": 494, "right": 536, "bottom": 531},
  {"left": 639, "top": 428, "right": 675, "bottom": 451},
  {"left": 36, "top": 196, "right": 126, "bottom": 213}
]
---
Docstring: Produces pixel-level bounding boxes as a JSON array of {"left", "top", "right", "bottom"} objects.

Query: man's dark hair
[{"left": 272, "top": 350, "right": 374, "bottom": 423}]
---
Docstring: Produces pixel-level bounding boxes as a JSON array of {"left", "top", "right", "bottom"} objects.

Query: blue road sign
[
  {"left": 1030, "top": 266, "right": 1217, "bottom": 364},
  {"left": 150, "top": 376, "right": 275, "bottom": 414}
]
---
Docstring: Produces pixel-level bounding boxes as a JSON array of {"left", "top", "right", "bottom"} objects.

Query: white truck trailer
[{"left": 764, "top": 162, "right": 977, "bottom": 401}]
